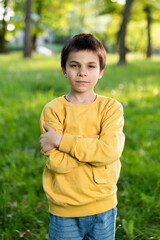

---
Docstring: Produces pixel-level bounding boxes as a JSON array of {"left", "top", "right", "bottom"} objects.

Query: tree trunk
[
  {"left": 31, "top": 1, "right": 43, "bottom": 50},
  {"left": 32, "top": 33, "right": 37, "bottom": 50},
  {"left": 0, "top": 34, "right": 6, "bottom": 53},
  {"left": 0, "top": 0, "right": 8, "bottom": 53},
  {"left": 145, "top": 5, "right": 152, "bottom": 58},
  {"left": 118, "top": 0, "right": 134, "bottom": 65},
  {"left": 24, "top": 0, "right": 32, "bottom": 58}
]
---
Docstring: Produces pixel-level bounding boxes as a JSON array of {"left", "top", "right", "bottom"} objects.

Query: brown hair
[{"left": 61, "top": 33, "right": 106, "bottom": 71}]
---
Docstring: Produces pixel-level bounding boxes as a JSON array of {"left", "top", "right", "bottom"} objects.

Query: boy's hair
[{"left": 61, "top": 33, "right": 106, "bottom": 71}]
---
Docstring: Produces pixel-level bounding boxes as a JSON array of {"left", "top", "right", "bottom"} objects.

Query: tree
[
  {"left": 145, "top": 4, "right": 152, "bottom": 57},
  {"left": 143, "top": 0, "right": 160, "bottom": 58},
  {"left": 118, "top": 0, "right": 134, "bottom": 65},
  {"left": 24, "top": 0, "right": 32, "bottom": 58},
  {"left": 0, "top": 0, "right": 9, "bottom": 53},
  {"left": 128, "top": 0, "right": 160, "bottom": 57},
  {"left": 97, "top": 0, "right": 123, "bottom": 50},
  {"left": 31, "top": 0, "right": 43, "bottom": 50},
  {"left": 0, "top": 0, "right": 20, "bottom": 54}
]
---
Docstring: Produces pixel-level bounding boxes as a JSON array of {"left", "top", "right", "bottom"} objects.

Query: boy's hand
[{"left": 40, "top": 124, "right": 63, "bottom": 154}]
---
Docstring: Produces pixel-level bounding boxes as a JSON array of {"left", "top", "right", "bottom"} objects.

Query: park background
[{"left": 0, "top": 0, "right": 160, "bottom": 239}]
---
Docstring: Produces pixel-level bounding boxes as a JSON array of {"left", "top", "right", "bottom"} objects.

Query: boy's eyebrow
[
  {"left": 69, "top": 60, "right": 98, "bottom": 64},
  {"left": 69, "top": 61, "right": 79, "bottom": 64},
  {"left": 88, "top": 62, "right": 98, "bottom": 64}
]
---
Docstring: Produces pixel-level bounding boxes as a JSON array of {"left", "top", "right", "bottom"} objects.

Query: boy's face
[{"left": 62, "top": 50, "right": 104, "bottom": 94}]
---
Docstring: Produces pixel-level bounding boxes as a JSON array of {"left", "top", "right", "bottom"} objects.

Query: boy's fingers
[
  {"left": 43, "top": 124, "right": 52, "bottom": 132},
  {"left": 40, "top": 148, "right": 46, "bottom": 154},
  {"left": 40, "top": 149, "right": 44, "bottom": 154}
]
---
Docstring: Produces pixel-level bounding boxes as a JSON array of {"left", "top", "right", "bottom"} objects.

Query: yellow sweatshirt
[{"left": 40, "top": 94, "right": 125, "bottom": 217}]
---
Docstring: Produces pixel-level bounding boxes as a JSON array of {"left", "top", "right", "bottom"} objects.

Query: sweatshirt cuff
[{"left": 59, "top": 133, "right": 76, "bottom": 155}]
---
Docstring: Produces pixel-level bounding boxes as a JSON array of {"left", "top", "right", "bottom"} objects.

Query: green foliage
[
  {"left": 122, "top": 219, "right": 134, "bottom": 239},
  {"left": 127, "top": 0, "right": 160, "bottom": 52},
  {"left": 0, "top": 52, "right": 160, "bottom": 239},
  {"left": 2, "top": 0, "right": 160, "bottom": 54}
]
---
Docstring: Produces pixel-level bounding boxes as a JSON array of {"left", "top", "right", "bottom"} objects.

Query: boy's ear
[
  {"left": 98, "top": 69, "right": 104, "bottom": 79},
  {"left": 62, "top": 67, "right": 67, "bottom": 78}
]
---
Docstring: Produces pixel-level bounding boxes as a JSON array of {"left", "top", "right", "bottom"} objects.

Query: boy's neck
[{"left": 66, "top": 91, "right": 97, "bottom": 105}]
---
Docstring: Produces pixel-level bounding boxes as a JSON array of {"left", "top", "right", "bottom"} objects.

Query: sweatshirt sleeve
[
  {"left": 59, "top": 100, "right": 125, "bottom": 166},
  {"left": 40, "top": 103, "right": 84, "bottom": 173}
]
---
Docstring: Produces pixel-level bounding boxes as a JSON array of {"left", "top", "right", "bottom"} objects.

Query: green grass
[{"left": 0, "top": 52, "right": 160, "bottom": 240}]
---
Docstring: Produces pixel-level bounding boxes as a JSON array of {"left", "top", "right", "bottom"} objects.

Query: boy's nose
[{"left": 78, "top": 67, "right": 87, "bottom": 77}]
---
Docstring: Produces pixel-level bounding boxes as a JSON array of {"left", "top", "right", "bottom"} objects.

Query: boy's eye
[
  {"left": 71, "top": 64, "right": 78, "bottom": 68},
  {"left": 88, "top": 65, "right": 95, "bottom": 68}
]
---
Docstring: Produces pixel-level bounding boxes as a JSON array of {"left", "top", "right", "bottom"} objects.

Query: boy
[{"left": 40, "top": 33, "right": 125, "bottom": 240}]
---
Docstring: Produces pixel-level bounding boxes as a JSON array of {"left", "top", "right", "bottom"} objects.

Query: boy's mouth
[{"left": 76, "top": 81, "right": 89, "bottom": 84}]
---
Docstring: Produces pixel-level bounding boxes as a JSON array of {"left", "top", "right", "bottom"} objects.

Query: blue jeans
[{"left": 49, "top": 207, "right": 117, "bottom": 240}]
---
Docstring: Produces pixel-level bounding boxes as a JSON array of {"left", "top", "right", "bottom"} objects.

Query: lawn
[{"left": 0, "top": 52, "right": 160, "bottom": 239}]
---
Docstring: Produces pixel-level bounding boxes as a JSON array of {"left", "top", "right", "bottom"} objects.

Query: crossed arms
[{"left": 40, "top": 102, "right": 125, "bottom": 174}]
